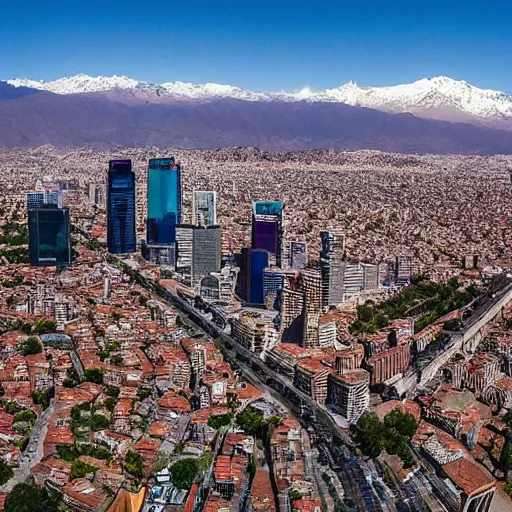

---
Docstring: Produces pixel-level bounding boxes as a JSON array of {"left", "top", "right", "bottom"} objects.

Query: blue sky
[{"left": 1, "top": 0, "right": 512, "bottom": 92}]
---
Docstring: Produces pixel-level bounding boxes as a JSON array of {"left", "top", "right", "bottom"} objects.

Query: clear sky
[{"left": 1, "top": 0, "right": 512, "bottom": 92}]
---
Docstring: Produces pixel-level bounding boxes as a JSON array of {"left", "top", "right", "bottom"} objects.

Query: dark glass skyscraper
[
  {"left": 28, "top": 205, "right": 71, "bottom": 267},
  {"left": 107, "top": 160, "right": 136, "bottom": 254},
  {"left": 238, "top": 248, "right": 269, "bottom": 304},
  {"left": 147, "top": 158, "right": 181, "bottom": 245},
  {"left": 251, "top": 201, "right": 283, "bottom": 267}
]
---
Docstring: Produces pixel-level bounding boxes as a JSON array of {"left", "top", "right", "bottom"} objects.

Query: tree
[
  {"left": 289, "top": 489, "right": 303, "bottom": 501},
  {"left": 70, "top": 460, "right": 96, "bottom": 480},
  {"left": 351, "top": 410, "right": 418, "bottom": 467},
  {"left": 110, "top": 354, "right": 123, "bottom": 366},
  {"left": 236, "top": 407, "right": 266, "bottom": 437},
  {"left": 170, "top": 458, "right": 199, "bottom": 490},
  {"left": 136, "top": 387, "right": 152, "bottom": 400},
  {"left": 350, "top": 412, "right": 386, "bottom": 458},
  {"left": 84, "top": 368, "right": 103, "bottom": 384},
  {"left": 13, "top": 410, "right": 36, "bottom": 424},
  {"left": 0, "top": 461, "right": 13, "bottom": 485},
  {"left": 207, "top": 413, "right": 233, "bottom": 430},
  {"left": 103, "top": 397, "right": 118, "bottom": 412},
  {"left": 4, "top": 479, "right": 60, "bottom": 512},
  {"left": 124, "top": 450, "right": 144, "bottom": 478},
  {"left": 105, "top": 386, "right": 120, "bottom": 398},
  {"left": 383, "top": 409, "right": 418, "bottom": 438},
  {"left": 90, "top": 414, "right": 110, "bottom": 430},
  {"left": 18, "top": 337, "right": 42, "bottom": 356},
  {"left": 501, "top": 437, "right": 512, "bottom": 479},
  {"left": 34, "top": 319, "right": 57, "bottom": 335}
]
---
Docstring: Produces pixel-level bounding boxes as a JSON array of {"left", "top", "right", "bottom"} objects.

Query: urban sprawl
[{"left": 0, "top": 146, "right": 512, "bottom": 512}]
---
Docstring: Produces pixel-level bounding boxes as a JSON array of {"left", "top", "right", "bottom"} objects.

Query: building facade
[
  {"left": 239, "top": 248, "right": 269, "bottom": 305},
  {"left": 28, "top": 205, "right": 71, "bottom": 267},
  {"left": 289, "top": 241, "right": 307, "bottom": 269},
  {"left": 107, "top": 160, "right": 136, "bottom": 254},
  {"left": 192, "top": 190, "right": 217, "bottom": 227},
  {"left": 320, "top": 230, "right": 345, "bottom": 306},
  {"left": 147, "top": 157, "right": 181, "bottom": 245},
  {"left": 176, "top": 225, "right": 222, "bottom": 285},
  {"left": 251, "top": 201, "right": 283, "bottom": 267}
]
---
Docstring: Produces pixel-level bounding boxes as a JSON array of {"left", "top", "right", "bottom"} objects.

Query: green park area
[{"left": 350, "top": 276, "right": 478, "bottom": 335}]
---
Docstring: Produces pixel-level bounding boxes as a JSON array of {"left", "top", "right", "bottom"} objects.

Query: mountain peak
[{"left": 4, "top": 73, "right": 512, "bottom": 121}]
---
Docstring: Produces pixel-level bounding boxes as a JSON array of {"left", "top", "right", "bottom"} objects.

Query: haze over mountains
[{"left": 3, "top": 74, "right": 512, "bottom": 154}]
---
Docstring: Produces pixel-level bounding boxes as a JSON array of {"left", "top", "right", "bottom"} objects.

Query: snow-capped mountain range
[{"left": 7, "top": 73, "right": 512, "bottom": 123}]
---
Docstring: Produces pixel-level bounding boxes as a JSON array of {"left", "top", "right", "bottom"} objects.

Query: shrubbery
[
  {"left": 70, "top": 460, "right": 96, "bottom": 480},
  {"left": 124, "top": 450, "right": 144, "bottom": 478},
  {"left": 207, "top": 413, "right": 233, "bottom": 430},
  {"left": 18, "top": 337, "right": 42, "bottom": 356},
  {"left": 170, "top": 458, "right": 199, "bottom": 490}
]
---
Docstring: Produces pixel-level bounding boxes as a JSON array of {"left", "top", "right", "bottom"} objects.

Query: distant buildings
[
  {"left": 395, "top": 255, "right": 412, "bottom": 284},
  {"left": 28, "top": 204, "right": 71, "bottom": 267},
  {"left": 107, "top": 159, "right": 136, "bottom": 254},
  {"left": 192, "top": 190, "right": 217, "bottom": 227}
]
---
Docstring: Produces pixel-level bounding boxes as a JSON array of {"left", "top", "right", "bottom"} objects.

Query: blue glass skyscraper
[
  {"left": 147, "top": 158, "right": 181, "bottom": 245},
  {"left": 28, "top": 205, "right": 71, "bottom": 267},
  {"left": 107, "top": 160, "right": 136, "bottom": 254}
]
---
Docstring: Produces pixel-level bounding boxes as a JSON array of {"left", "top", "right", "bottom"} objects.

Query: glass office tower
[
  {"left": 192, "top": 190, "right": 217, "bottom": 226},
  {"left": 238, "top": 248, "right": 269, "bottom": 304},
  {"left": 251, "top": 201, "right": 283, "bottom": 267},
  {"left": 28, "top": 205, "right": 71, "bottom": 267},
  {"left": 147, "top": 158, "right": 181, "bottom": 245},
  {"left": 107, "top": 160, "right": 136, "bottom": 254}
]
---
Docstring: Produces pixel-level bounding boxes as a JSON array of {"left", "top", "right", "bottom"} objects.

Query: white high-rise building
[{"left": 192, "top": 191, "right": 217, "bottom": 227}]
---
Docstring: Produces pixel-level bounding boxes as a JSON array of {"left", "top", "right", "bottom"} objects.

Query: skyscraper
[
  {"left": 176, "top": 224, "right": 221, "bottom": 285},
  {"left": 251, "top": 201, "right": 283, "bottom": 267},
  {"left": 107, "top": 160, "right": 136, "bottom": 254},
  {"left": 147, "top": 158, "right": 181, "bottom": 245},
  {"left": 320, "top": 230, "right": 345, "bottom": 306},
  {"left": 192, "top": 226, "right": 221, "bottom": 284},
  {"left": 28, "top": 205, "right": 71, "bottom": 267},
  {"left": 289, "top": 241, "right": 307, "bottom": 269},
  {"left": 238, "top": 248, "right": 269, "bottom": 305},
  {"left": 192, "top": 190, "right": 217, "bottom": 226}
]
